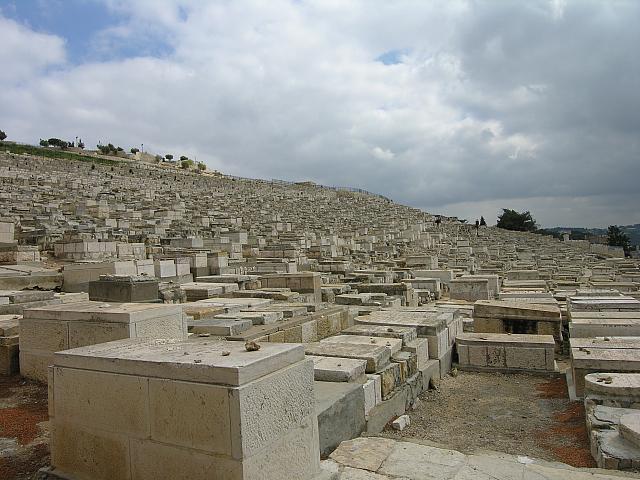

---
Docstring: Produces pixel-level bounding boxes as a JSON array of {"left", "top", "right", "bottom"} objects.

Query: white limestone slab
[
  {"left": 23, "top": 301, "right": 182, "bottom": 323},
  {"left": 53, "top": 337, "right": 304, "bottom": 386},
  {"left": 320, "top": 335, "right": 403, "bottom": 355},
  {"left": 341, "top": 324, "right": 417, "bottom": 344},
  {"left": 308, "top": 355, "right": 367, "bottom": 382},
  {"left": 304, "top": 342, "right": 390, "bottom": 373}
]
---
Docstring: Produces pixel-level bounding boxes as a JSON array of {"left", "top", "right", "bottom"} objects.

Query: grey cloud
[{"left": 0, "top": 0, "right": 638, "bottom": 228}]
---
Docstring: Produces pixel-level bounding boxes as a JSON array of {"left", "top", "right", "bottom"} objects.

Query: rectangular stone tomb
[
  {"left": 340, "top": 324, "right": 418, "bottom": 344},
  {"left": 0, "top": 289, "right": 58, "bottom": 314},
  {"left": 355, "top": 311, "right": 451, "bottom": 359},
  {"left": 569, "top": 312, "right": 640, "bottom": 338},
  {"left": 188, "top": 318, "right": 253, "bottom": 336},
  {"left": 449, "top": 277, "right": 491, "bottom": 302},
  {"left": 181, "top": 303, "right": 229, "bottom": 319},
  {"left": 197, "top": 297, "right": 273, "bottom": 309},
  {"left": 502, "top": 279, "right": 548, "bottom": 290},
  {"left": 215, "top": 310, "right": 284, "bottom": 325},
  {"left": 568, "top": 296, "right": 640, "bottom": 313},
  {"left": 47, "top": 338, "right": 323, "bottom": 480},
  {"left": 304, "top": 342, "right": 390, "bottom": 373},
  {"left": 181, "top": 282, "right": 240, "bottom": 301},
  {"left": 308, "top": 355, "right": 367, "bottom": 382},
  {"left": 320, "top": 335, "right": 404, "bottom": 355},
  {"left": 355, "top": 310, "right": 450, "bottom": 337},
  {"left": 473, "top": 300, "right": 563, "bottom": 345},
  {"left": 456, "top": 333, "right": 556, "bottom": 373},
  {"left": 88, "top": 275, "right": 159, "bottom": 303},
  {"left": 571, "top": 337, "right": 640, "bottom": 397},
  {"left": 19, "top": 301, "right": 186, "bottom": 382},
  {"left": 0, "top": 289, "right": 55, "bottom": 304}
]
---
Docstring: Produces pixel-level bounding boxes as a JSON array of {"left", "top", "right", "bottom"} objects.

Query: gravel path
[{"left": 381, "top": 370, "right": 595, "bottom": 467}]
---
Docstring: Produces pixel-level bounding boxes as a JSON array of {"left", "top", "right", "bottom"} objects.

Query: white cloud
[
  {"left": 549, "top": 0, "right": 567, "bottom": 20},
  {"left": 0, "top": 0, "right": 638, "bottom": 227},
  {"left": 0, "top": 15, "right": 66, "bottom": 84},
  {"left": 371, "top": 146, "right": 395, "bottom": 161}
]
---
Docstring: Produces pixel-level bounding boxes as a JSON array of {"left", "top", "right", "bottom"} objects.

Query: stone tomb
[
  {"left": 62, "top": 261, "right": 137, "bottom": 293},
  {"left": 473, "top": 300, "right": 563, "bottom": 346},
  {"left": 88, "top": 275, "right": 159, "bottom": 303},
  {"left": 569, "top": 312, "right": 640, "bottom": 338},
  {"left": 356, "top": 311, "right": 447, "bottom": 357},
  {"left": 19, "top": 301, "right": 186, "bottom": 382},
  {"left": 456, "top": 332, "right": 556, "bottom": 373},
  {"left": 568, "top": 295, "right": 640, "bottom": 313},
  {"left": 45, "top": 338, "right": 325, "bottom": 480},
  {"left": 449, "top": 277, "right": 491, "bottom": 302},
  {"left": 570, "top": 337, "right": 640, "bottom": 397},
  {"left": 354, "top": 309, "right": 453, "bottom": 378},
  {"left": 0, "top": 289, "right": 59, "bottom": 315},
  {"left": 180, "top": 282, "right": 240, "bottom": 301},
  {"left": 260, "top": 272, "right": 322, "bottom": 303}
]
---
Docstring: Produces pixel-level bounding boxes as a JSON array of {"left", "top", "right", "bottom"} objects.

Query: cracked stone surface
[{"left": 325, "top": 437, "right": 636, "bottom": 479}]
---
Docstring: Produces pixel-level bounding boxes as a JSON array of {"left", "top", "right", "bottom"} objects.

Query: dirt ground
[
  {"left": 0, "top": 369, "right": 595, "bottom": 478},
  {"left": 382, "top": 369, "right": 596, "bottom": 468},
  {"left": 0, "top": 375, "right": 49, "bottom": 480}
]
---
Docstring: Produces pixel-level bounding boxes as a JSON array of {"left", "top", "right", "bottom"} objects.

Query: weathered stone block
[
  {"left": 468, "top": 345, "right": 487, "bottom": 367},
  {"left": 149, "top": 378, "right": 231, "bottom": 454},
  {"left": 486, "top": 345, "right": 506, "bottom": 368},
  {"left": 53, "top": 367, "right": 149, "bottom": 436},
  {"left": 504, "top": 347, "right": 546, "bottom": 370},
  {"left": 52, "top": 423, "right": 131, "bottom": 480},
  {"left": 49, "top": 338, "right": 322, "bottom": 480}
]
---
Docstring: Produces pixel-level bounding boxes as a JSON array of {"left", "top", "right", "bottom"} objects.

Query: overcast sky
[{"left": 1, "top": 0, "right": 638, "bottom": 228}]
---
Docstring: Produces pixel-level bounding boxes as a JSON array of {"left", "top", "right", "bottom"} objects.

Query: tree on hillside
[
  {"left": 165, "top": 154, "right": 173, "bottom": 161},
  {"left": 39, "top": 139, "right": 48, "bottom": 147},
  {"left": 48, "top": 138, "right": 68, "bottom": 149},
  {"left": 479, "top": 216, "right": 487, "bottom": 227},
  {"left": 0, "top": 130, "right": 6, "bottom": 141},
  {"left": 608, "top": 225, "right": 630, "bottom": 252},
  {"left": 97, "top": 143, "right": 121, "bottom": 155},
  {"left": 496, "top": 209, "right": 537, "bottom": 232},
  {"left": 197, "top": 162, "right": 206, "bottom": 171},
  {"left": 77, "top": 139, "right": 85, "bottom": 149},
  {"left": 181, "top": 158, "right": 195, "bottom": 169},
  {"left": 130, "top": 148, "right": 139, "bottom": 154}
]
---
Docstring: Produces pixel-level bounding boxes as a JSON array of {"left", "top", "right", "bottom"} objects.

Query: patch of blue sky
[
  {"left": 0, "top": 0, "right": 172, "bottom": 63},
  {"left": 375, "top": 48, "right": 410, "bottom": 65}
]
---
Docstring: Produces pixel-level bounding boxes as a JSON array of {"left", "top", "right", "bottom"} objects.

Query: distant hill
[{"left": 545, "top": 224, "right": 640, "bottom": 246}]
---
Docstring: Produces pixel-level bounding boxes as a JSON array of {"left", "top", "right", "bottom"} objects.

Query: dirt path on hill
[{"left": 381, "top": 370, "right": 596, "bottom": 468}]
